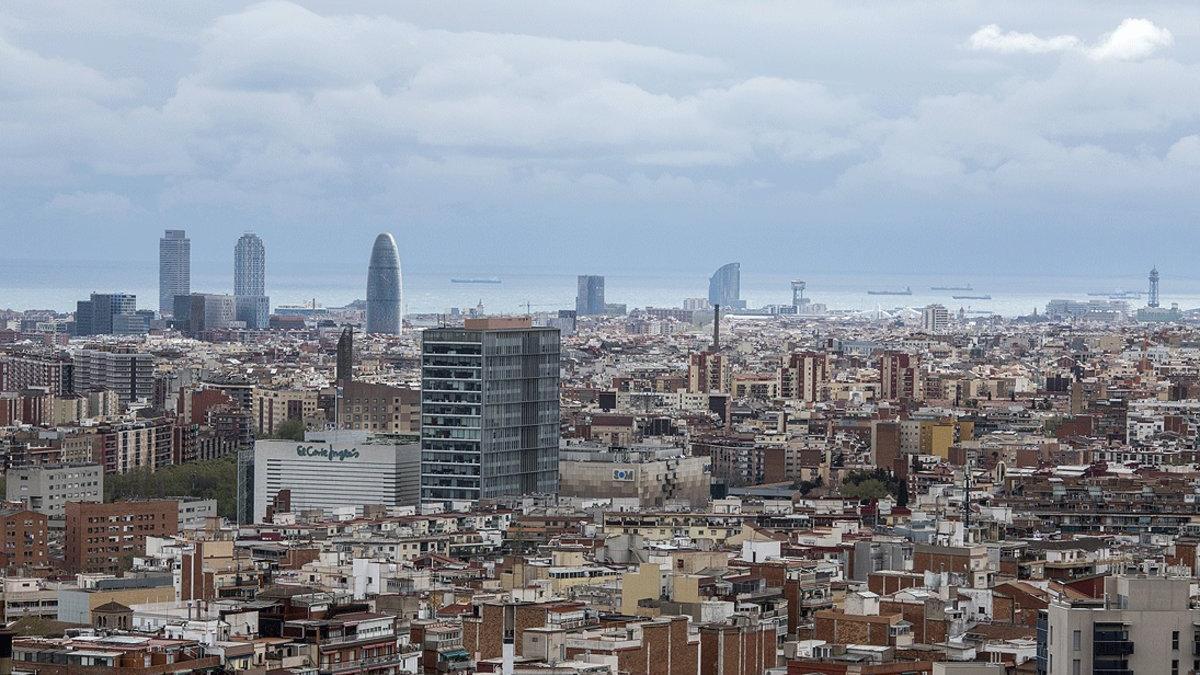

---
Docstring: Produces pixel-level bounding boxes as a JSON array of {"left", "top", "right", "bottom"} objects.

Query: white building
[
  {"left": 6, "top": 463, "right": 103, "bottom": 530},
  {"left": 922, "top": 304, "right": 949, "bottom": 333},
  {"left": 253, "top": 431, "right": 419, "bottom": 522}
]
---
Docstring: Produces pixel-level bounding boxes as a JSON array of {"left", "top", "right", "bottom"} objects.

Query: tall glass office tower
[
  {"left": 234, "top": 233, "right": 269, "bottom": 329},
  {"left": 365, "top": 233, "right": 403, "bottom": 335},
  {"left": 159, "top": 230, "right": 190, "bottom": 315},
  {"left": 420, "top": 318, "right": 560, "bottom": 503},
  {"left": 575, "top": 275, "right": 606, "bottom": 316}
]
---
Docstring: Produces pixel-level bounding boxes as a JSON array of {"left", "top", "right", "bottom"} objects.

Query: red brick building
[
  {"left": 0, "top": 508, "right": 48, "bottom": 571},
  {"left": 64, "top": 500, "right": 179, "bottom": 573},
  {"left": 559, "top": 615, "right": 698, "bottom": 675},
  {"left": 699, "top": 618, "right": 777, "bottom": 675}
]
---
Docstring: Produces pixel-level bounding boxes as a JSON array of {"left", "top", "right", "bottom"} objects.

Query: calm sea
[{"left": 2, "top": 258, "right": 1198, "bottom": 318}]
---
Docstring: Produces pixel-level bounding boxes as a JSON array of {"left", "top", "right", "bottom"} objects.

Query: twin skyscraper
[
  {"left": 158, "top": 229, "right": 401, "bottom": 334},
  {"left": 157, "top": 229, "right": 270, "bottom": 329}
]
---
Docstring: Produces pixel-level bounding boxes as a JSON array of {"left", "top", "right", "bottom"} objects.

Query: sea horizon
[{"left": 2, "top": 257, "right": 1196, "bottom": 318}]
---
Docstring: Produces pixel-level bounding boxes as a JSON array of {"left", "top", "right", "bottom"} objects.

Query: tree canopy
[{"left": 105, "top": 456, "right": 238, "bottom": 519}]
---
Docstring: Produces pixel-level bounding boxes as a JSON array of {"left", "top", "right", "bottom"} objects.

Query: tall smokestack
[{"left": 712, "top": 304, "right": 720, "bottom": 351}]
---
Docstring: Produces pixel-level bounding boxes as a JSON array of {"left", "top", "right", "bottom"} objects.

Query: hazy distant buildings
[
  {"left": 74, "top": 293, "right": 136, "bottom": 336},
  {"left": 922, "top": 304, "right": 949, "bottom": 333},
  {"left": 421, "top": 317, "right": 560, "bottom": 504},
  {"left": 708, "top": 262, "right": 744, "bottom": 309},
  {"left": 575, "top": 275, "right": 606, "bottom": 316},
  {"left": 234, "top": 233, "right": 269, "bottom": 329},
  {"left": 173, "top": 293, "right": 236, "bottom": 337},
  {"left": 158, "top": 230, "right": 190, "bottom": 316},
  {"left": 365, "top": 233, "right": 402, "bottom": 335},
  {"left": 1045, "top": 299, "right": 1128, "bottom": 321}
]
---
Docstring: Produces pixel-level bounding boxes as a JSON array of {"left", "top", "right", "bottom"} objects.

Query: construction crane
[{"left": 518, "top": 301, "right": 559, "bottom": 314}]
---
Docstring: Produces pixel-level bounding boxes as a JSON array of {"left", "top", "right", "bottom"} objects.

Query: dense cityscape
[
  {"left": 6, "top": 1, "right": 1200, "bottom": 674},
  {"left": 0, "top": 226, "right": 1197, "bottom": 674}
]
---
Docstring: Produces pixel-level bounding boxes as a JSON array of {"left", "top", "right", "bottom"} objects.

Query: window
[
  {"left": 1172, "top": 659, "right": 1179, "bottom": 675},
  {"left": 1174, "top": 630, "right": 1180, "bottom": 650},
  {"left": 1071, "top": 660, "right": 1080, "bottom": 675},
  {"left": 1072, "top": 629, "right": 1080, "bottom": 651}
]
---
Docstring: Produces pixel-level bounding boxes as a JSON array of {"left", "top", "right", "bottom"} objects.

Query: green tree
[
  {"left": 841, "top": 467, "right": 907, "bottom": 504},
  {"left": 274, "top": 419, "right": 306, "bottom": 441},
  {"left": 842, "top": 478, "right": 892, "bottom": 500},
  {"left": 105, "top": 456, "right": 239, "bottom": 519}
]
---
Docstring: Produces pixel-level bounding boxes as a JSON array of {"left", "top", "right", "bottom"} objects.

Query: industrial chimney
[{"left": 712, "top": 304, "right": 720, "bottom": 351}]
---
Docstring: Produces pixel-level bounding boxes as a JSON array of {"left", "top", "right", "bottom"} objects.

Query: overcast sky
[{"left": 3, "top": 1, "right": 1199, "bottom": 277}]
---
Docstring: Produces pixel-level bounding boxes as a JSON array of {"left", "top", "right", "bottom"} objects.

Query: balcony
[
  {"left": 317, "top": 629, "right": 396, "bottom": 648},
  {"left": 323, "top": 651, "right": 410, "bottom": 674},
  {"left": 1093, "top": 640, "right": 1134, "bottom": 656}
]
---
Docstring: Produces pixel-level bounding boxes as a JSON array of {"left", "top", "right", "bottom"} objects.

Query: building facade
[
  {"left": 0, "top": 509, "right": 49, "bottom": 571},
  {"left": 252, "top": 388, "right": 320, "bottom": 436},
  {"left": 253, "top": 432, "right": 421, "bottom": 522},
  {"left": 234, "top": 232, "right": 269, "bottom": 329},
  {"left": 64, "top": 500, "right": 180, "bottom": 573},
  {"left": 0, "top": 353, "right": 74, "bottom": 395},
  {"left": 558, "top": 449, "right": 710, "bottom": 507},
  {"left": 6, "top": 463, "right": 104, "bottom": 529},
  {"left": 421, "top": 318, "right": 560, "bottom": 503},
  {"left": 73, "top": 348, "right": 154, "bottom": 404},
  {"left": 778, "top": 352, "right": 828, "bottom": 403},
  {"left": 880, "top": 351, "right": 923, "bottom": 401},
  {"left": 95, "top": 418, "right": 175, "bottom": 474},
  {"left": 1040, "top": 575, "right": 1198, "bottom": 675},
  {"left": 922, "top": 304, "right": 949, "bottom": 333},
  {"left": 338, "top": 381, "right": 420, "bottom": 434},
  {"left": 159, "top": 229, "right": 190, "bottom": 315}
]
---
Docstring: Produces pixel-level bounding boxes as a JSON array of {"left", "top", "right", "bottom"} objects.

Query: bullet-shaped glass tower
[{"left": 366, "top": 233, "right": 403, "bottom": 334}]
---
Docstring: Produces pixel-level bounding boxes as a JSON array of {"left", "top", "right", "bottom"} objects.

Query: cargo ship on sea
[
  {"left": 450, "top": 277, "right": 502, "bottom": 284},
  {"left": 952, "top": 294, "right": 991, "bottom": 300},
  {"left": 867, "top": 286, "right": 912, "bottom": 296},
  {"left": 931, "top": 285, "right": 972, "bottom": 291}
]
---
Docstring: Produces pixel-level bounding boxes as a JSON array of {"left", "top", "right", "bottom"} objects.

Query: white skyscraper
[
  {"left": 158, "top": 230, "right": 190, "bottom": 315},
  {"left": 234, "top": 233, "right": 269, "bottom": 329}
]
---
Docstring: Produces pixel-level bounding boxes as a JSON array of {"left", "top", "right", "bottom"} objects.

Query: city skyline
[
  {"left": 3, "top": 3, "right": 1200, "bottom": 274},
  {"left": 4, "top": 4, "right": 1200, "bottom": 673}
]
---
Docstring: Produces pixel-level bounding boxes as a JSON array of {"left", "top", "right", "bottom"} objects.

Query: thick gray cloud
[{"left": 2, "top": 1, "right": 1199, "bottom": 276}]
